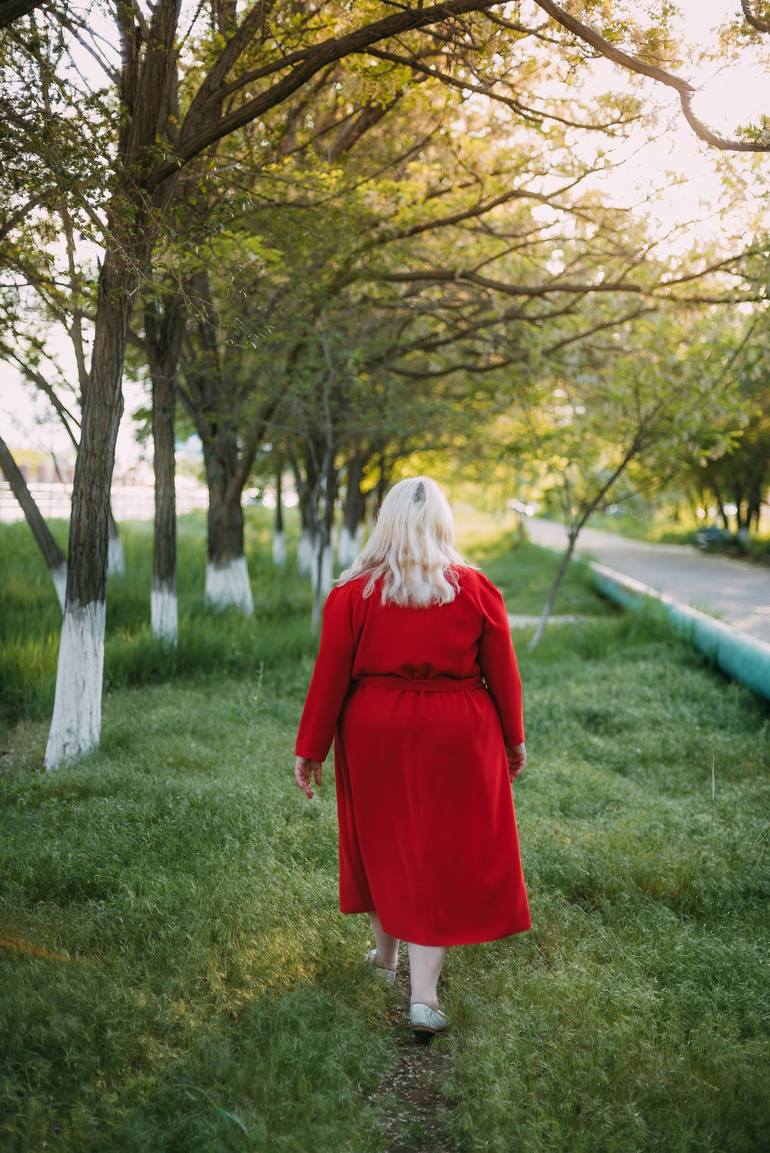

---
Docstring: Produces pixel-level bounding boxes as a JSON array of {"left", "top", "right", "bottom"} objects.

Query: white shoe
[
  {"left": 364, "top": 947, "right": 398, "bottom": 985},
  {"left": 410, "top": 1001, "right": 449, "bottom": 1034}
]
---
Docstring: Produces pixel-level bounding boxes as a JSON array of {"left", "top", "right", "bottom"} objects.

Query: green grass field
[{"left": 1, "top": 509, "right": 769, "bottom": 1152}]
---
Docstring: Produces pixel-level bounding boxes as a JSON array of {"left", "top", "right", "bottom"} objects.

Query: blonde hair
[{"left": 335, "top": 476, "right": 480, "bottom": 606}]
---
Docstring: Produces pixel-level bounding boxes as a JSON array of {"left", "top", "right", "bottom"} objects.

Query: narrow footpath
[{"left": 527, "top": 517, "right": 770, "bottom": 644}]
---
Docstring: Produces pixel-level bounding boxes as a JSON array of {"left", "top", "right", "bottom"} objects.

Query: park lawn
[
  {"left": 0, "top": 512, "right": 768, "bottom": 1152},
  {"left": 0, "top": 507, "right": 606, "bottom": 734}
]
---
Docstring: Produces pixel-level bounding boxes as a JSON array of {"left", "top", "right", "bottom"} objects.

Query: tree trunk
[
  {"left": 312, "top": 459, "right": 337, "bottom": 601},
  {"left": 290, "top": 451, "right": 317, "bottom": 577},
  {"left": 749, "top": 477, "right": 763, "bottom": 532},
  {"left": 530, "top": 433, "right": 645, "bottom": 652},
  {"left": 0, "top": 2, "right": 48, "bottom": 29},
  {"left": 203, "top": 436, "right": 253, "bottom": 614},
  {"left": 734, "top": 486, "right": 751, "bottom": 545},
  {"left": 375, "top": 448, "right": 389, "bottom": 518},
  {"left": 45, "top": 247, "right": 131, "bottom": 769},
  {"left": 733, "top": 483, "right": 745, "bottom": 531},
  {"left": 0, "top": 433, "right": 67, "bottom": 610},
  {"left": 528, "top": 526, "right": 579, "bottom": 652},
  {"left": 339, "top": 452, "right": 367, "bottom": 566},
  {"left": 364, "top": 487, "right": 377, "bottom": 534},
  {"left": 272, "top": 463, "right": 286, "bottom": 566},
  {"left": 108, "top": 511, "right": 125, "bottom": 576},
  {"left": 310, "top": 490, "right": 326, "bottom": 631},
  {"left": 308, "top": 437, "right": 337, "bottom": 629},
  {"left": 297, "top": 508, "right": 315, "bottom": 576},
  {"left": 712, "top": 487, "right": 730, "bottom": 530},
  {"left": 146, "top": 298, "right": 184, "bottom": 644}
]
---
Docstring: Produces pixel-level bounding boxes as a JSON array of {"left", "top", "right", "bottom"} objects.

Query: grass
[
  {"left": 1, "top": 507, "right": 769, "bottom": 1152},
  {"left": 0, "top": 509, "right": 317, "bottom": 730},
  {"left": 459, "top": 518, "right": 610, "bottom": 618},
  {"left": 0, "top": 507, "right": 608, "bottom": 732}
]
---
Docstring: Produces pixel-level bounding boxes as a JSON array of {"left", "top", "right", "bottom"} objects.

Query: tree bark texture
[
  {"left": 45, "top": 246, "right": 134, "bottom": 768},
  {"left": 0, "top": 0, "right": 46, "bottom": 27},
  {"left": 528, "top": 527, "right": 578, "bottom": 652},
  {"left": 146, "top": 297, "right": 184, "bottom": 641},
  {"left": 290, "top": 449, "right": 317, "bottom": 576},
  {"left": 203, "top": 432, "right": 254, "bottom": 613},
  {"left": 273, "top": 464, "right": 286, "bottom": 566},
  {"left": 108, "top": 511, "right": 126, "bottom": 576},
  {"left": 339, "top": 451, "right": 367, "bottom": 565}
]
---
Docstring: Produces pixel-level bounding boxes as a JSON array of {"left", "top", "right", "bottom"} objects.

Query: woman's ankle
[{"left": 375, "top": 951, "right": 399, "bottom": 970}]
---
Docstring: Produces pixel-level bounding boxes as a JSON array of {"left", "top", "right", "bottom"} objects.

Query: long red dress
[{"left": 294, "top": 563, "right": 531, "bottom": 946}]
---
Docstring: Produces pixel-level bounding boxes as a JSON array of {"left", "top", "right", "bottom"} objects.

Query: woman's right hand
[
  {"left": 294, "top": 755, "right": 322, "bottom": 799},
  {"left": 506, "top": 742, "right": 526, "bottom": 782}
]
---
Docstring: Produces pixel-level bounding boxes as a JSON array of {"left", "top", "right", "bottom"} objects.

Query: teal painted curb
[{"left": 590, "top": 560, "right": 770, "bottom": 702}]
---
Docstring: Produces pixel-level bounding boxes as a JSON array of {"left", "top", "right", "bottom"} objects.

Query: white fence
[{"left": 0, "top": 481, "right": 210, "bottom": 524}]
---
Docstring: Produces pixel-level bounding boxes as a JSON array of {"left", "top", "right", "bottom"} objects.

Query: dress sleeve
[
  {"left": 294, "top": 585, "right": 356, "bottom": 762},
  {"left": 477, "top": 577, "right": 526, "bottom": 747}
]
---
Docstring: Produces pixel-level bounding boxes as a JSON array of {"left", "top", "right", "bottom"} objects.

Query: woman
[{"left": 293, "top": 476, "right": 530, "bottom": 1037}]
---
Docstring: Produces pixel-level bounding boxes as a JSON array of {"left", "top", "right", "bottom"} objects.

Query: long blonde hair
[{"left": 335, "top": 476, "right": 480, "bottom": 606}]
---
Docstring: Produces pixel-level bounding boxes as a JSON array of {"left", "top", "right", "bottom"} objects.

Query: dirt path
[
  {"left": 527, "top": 517, "right": 770, "bottom": 643},
  {"left": 368, "top": 962, "right": 456, "bottom": 1153}
]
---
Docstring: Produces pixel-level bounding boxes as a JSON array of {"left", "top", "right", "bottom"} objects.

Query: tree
[
  {"left": 144, "top": 294, "right": 183, "bottom": 642},
  {"left": 517, "top": 309, "right": 753, "bottom": 647},
  {"left": 689, "top": 314, "right": 770, "bottom": 534}
]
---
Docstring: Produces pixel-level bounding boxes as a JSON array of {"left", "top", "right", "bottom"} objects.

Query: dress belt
[{"left": 352, "top": 673, "right": 485, "bottom": 692}]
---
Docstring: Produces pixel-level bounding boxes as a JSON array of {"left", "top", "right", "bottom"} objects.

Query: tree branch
[
  {"left": 741, "top": 1, "right": 770, "bottom": 35},
  {"left": 364, "top": 45, "right": 638, "bottom": 134},
  {"left": 153, "top": 0, "right": 505, "bottom": 184},
  {"left": 0, "top": 0, "right": 45, "bottom": 28},
  {"left": 0, "top": 190, "right": 51, "bottom": 242},
  {"left": 533, "top": 0, "right": 770, "bottom": 151}
]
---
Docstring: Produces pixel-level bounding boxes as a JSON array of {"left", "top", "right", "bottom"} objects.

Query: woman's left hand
[
  {"left": 506, "top": 742, "right": 527, "bottom": 782},
  {"left": 295, "top": 755, "right": 322, "bottom": 799}
]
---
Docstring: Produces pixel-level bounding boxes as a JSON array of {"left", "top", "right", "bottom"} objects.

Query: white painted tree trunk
[
  {"left": 205, "top": 557, "right": 254, "bottom": 614},
  {"left": 338, "top": 525, "right": 353, "bottom": 566},
  {"left": 338, "top": 523, "right": 363, "bottom": 566},
  {"left": 151, "top": 581, "right": 178, "bottom": 645},
  {"left": 45, "top": 601, "right": 106, "bottom": 770},
  {"left": 108, "top": 526, "right": 125, "bottom": 576},
  {"left": 297, "top": 529, "right": 314, "bottom": 576},
  {"left": 51, "top": 563, "right": 67, "bottom": 613},
  {"left": 272, "top": 529, "right": 287, "bottom": 566},
  {"left": 313, "top": 537, "right": 334, "bottom": 595},
  {"left": 323, "top": 541, "right": 334, "bottom": 593}
]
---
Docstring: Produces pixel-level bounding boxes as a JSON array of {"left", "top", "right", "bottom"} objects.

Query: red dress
[{"left": 294, "top": 564, "right": 531, "bottom": 946}]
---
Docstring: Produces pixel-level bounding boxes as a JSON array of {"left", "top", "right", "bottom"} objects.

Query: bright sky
[
  {"left": 1, "top": 0, "right": 768, "bottom": 467},
  {"left": 568, "top": 0, "right": 769, "bottom": 253}
]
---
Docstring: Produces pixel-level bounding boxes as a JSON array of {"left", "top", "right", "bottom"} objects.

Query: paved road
[{"left": 526, "top": 517, "right": 770, "bottom": 644}]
